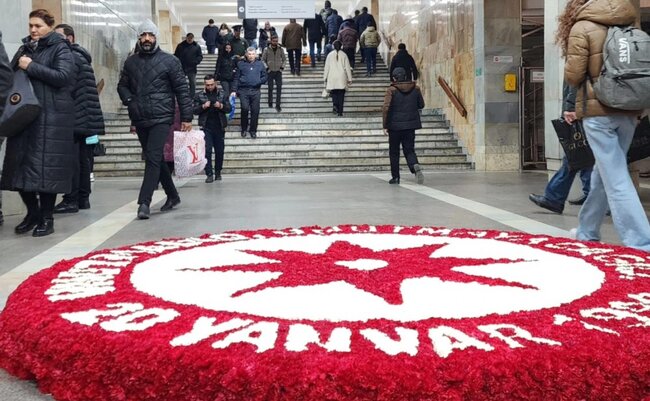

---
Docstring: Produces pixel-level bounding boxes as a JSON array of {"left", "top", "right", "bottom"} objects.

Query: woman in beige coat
[
  {"left": 324, "top": 41, "right": 352, "bottom": 116},
  {"left": 559, "top": 0, "right": 650, "bottom": 251}
]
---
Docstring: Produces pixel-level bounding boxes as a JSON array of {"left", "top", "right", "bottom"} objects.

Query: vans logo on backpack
[{"left": 618, "top": 37, "right": 630, "bottom": 64}]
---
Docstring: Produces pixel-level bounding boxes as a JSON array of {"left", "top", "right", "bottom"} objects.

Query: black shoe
[
  {"left": 337, "top": 113, "right": 343, "bottom": 116},
  {"left": 53, "top": 201, "right": 79, "bottom": 214},
  {"left": 205, "top": 175, "right": 214, "bottom": 183},
  {"left": 268, "top": 103, "right": 273, "bottom": 108},
  {"left": 528, "top": 194, "right": 563, "bottom": 214},
  {"left": 241, "top": 131, "right": 247, "bottom": 138},
  {"left": 32, "top": 218, "right": 54, "bottom": 237},
  {"left": 296, "top": 70, "right": 301, "bottom": 76},
  {"left": 332, "top": 107, "right": 337, "bottom": 115},
  {"left": 0, "top": 210, "right": 3, "bottom": 226},
  {"left": 137, "top": 204, "right": 150, "bottom": 220},
  {"left": 78, "top": 198, "right": 91, "bottom": 210},
  {"left": 568, "top": 195, "right": 587, "bottom": 206},
  {"left": 413, "top": 164, "right": 424, "bottom": 184},
  {"left": 160, "top": 196, "right": 181, "bottom": 212},
  {"left": 215, "top": 173, "right": 222, "bottom": 181},
  {"left": 276, "top": 106, "right": 282, "bottom": 112},
  {"left": 15, "top": 214, "right": 40, "bottom": 234},
  {"left": 250, "top": 132, "right": 257, "bottom": 139},
  {"left": 389, "top": 177, "right": 400, "bottom": 184}
]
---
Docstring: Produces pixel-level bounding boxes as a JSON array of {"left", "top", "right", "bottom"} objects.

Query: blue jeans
[
  {"left": 577, "top": 115, "right": 650, "bottom": 251},
  {"left": 544, "top": 156, "right": 591, "bottom": 207},
  {"left": 365, "top": 47, "right": 377, "bottom": 74},
  {"left": 309, "top": 40, "right": 322, "bottom": 64}
]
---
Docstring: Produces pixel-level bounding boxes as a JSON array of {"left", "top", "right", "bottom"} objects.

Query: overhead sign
[{"left": 237, "top": 0, "right": 315, "bottom": 19}]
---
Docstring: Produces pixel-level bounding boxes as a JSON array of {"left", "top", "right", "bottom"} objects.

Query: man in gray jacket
[
  {"left": 0, "top": 31, "right": 14, "bottom": 225},
  {"left": 261, "top": 35, "right": 286, "bottom": 112}
]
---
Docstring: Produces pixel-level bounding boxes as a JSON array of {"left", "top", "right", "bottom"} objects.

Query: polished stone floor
[{"left": 0, "top": 170, "right": 649, "bottom": 400}]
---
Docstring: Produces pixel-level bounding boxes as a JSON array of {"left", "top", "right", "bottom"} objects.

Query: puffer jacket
[
  {"left": 564, "top": 0, "right": 641, "bottom": 118},
  {"left": 243, "top": 19, "right": 259, "bottom": 41},
  {"left": 1, "top": 32, "right": 75, "bottom": 194},
  {"left": 215, "top": 49, "right": 236, "bottom": 82},
  {"left": 382, "top": 81, "right": 425, "bottom": 130},
  {"left": 258, "top": 27, "right": 277, "bottom": 50},
  {"left": 0, "top": 31, "right": 12, "bottom": 117},
  {"left": 174, "top": 40, "right": 203, "bottom": 74},
  {"left": 70, "top": 43, "right": 104, "bottom": 139},
  {"left": 337, "top": 26, "right": 358, "bottom": 50},
  {"left": 360, "top": 26, "right": 381, "bottom": 48},
  {"left": 326, "top": 13, "right": 343, "bottom": 38},
  {"left": 193, "top": 88, "right": 231, "bottom": 128},
  {"left": 117, "top": 44, "right": 193, "bottom": 127}
]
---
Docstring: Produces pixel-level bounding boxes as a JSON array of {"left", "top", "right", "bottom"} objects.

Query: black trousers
[
  {"left": 287, "top": 49, "right": 301, "bottom": 73},
  {"left": 63, "top": 139, "right": 92, "bottom": 204},
  {"left": 186, "top": 72, "right": 197, "bottom": 98},
  {"left": 220, "top": 80, "right": 232, "bottom": 97},
  {"left": 239, "top": 88, "right": 261, "bottom": 134},
  {"left": 267, "top": 71, "right": 282, "bottom": 107},
  {"left": 19, "top": 191, "right": 56, "bottom": 219},
  {"left": 136, "top": 124, "right": 178, "bottom": 206},
  {"left": 388, "top": 129, "right": 419, "bottom": 179},
  {"left": 343, "top": 48, "right": 355, "bottom": 69},
  {"left": 204, "top": 126, "right": 225, "bottom": 176},
  {"left": 330, "top": 89, "right": 346, "bottom": 115}
]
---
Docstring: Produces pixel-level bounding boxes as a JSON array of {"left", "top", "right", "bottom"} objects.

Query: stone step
[{"left": 104, "top": 114, "right": 446, "bottom": 124}]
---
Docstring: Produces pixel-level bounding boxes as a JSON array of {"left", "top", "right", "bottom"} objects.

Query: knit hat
[
  {"left": 137, "top": 19, "right": 159, "bottom": 37},
  {"left": 392, "top": 67, "right": 407, "bottom": 81}
]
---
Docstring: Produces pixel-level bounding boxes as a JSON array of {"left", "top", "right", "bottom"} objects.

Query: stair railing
[{"left": 437, "top": 76, "right": 467, "bottom": 118}]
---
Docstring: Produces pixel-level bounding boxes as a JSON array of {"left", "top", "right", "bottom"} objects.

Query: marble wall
[
  {"left": 60, "top": 0, "right": 154, "bottom": 114},
  {"left": 378, "top": 0, "right": 477, "bottom": 166}
]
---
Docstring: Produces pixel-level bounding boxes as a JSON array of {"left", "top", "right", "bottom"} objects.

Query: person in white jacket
[{"left": 323, "top": 41, "right": 352, "bottom": 116}]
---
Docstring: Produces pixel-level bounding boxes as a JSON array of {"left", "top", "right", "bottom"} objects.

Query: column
[
  {"left": 32, "top": 0, "right": 62, "bottom": 25},
  {"left": 158, "top": 10, "right": 173, "bottom": 53},
  {"left": 172, "top": 25, "right": 182, "bottom": 51}
]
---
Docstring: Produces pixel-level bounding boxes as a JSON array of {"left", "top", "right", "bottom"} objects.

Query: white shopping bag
[{"left": 173, "top": 130, "right": 207, "bottom": 178}]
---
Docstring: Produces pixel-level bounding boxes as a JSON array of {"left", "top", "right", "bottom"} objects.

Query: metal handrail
[{"left": 437, "top": 76, "right": 467, "bottom": 118}]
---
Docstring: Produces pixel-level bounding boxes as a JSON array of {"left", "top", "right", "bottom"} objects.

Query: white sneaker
[
  {"left": 568, "top": 228, "right": 577, "bottom": 239},
  {"left": 90, "top": 172, "right": 95, "bottom": 182}
]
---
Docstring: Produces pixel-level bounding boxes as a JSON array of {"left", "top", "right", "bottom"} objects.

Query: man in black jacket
[
  {"left": 52, "top": 24, "right": 105, "bottom": 214},
  {"left": 174, "top": 33, "right": 203, "bottom": 97},
  {"left": 0, "top": 31, "right": 14, "bottom": 226},
  {"left": 389, "top": 43, "right": 419, "bottom": 82},
  {"left": 118, "top": 19, "right": 193, "bottom": 220},
  {"left": 232, "top": 48, "right": 267, "bottom": 139},
  {"left": 382, "top": 67, "right": 425, "bottom": 185},
  {"left": 304, "top": 13, "right": 326, "bottom": 66},
  {"left": 355, "top": 7, "right": 376, "bottom": 64},
  {"left": 202, "top": 19, "right": 219, "bottom": 54},
  {"left": 194, "top": 75, "right": 231, "bottom": 183},
  {"left": 242, "top": 18, "right": 259, "bottom": 49}
]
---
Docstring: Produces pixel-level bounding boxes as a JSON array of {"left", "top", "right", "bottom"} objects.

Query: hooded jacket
[
  {"left": 70, "top": 43, "right": 105, "bottom": 138},
  {"left": 215, "top": 49, "right": 236, "bottom": 82},
  {"left": 382, "top": 81, "right": 425, "bottom": 130},
  {"left": 360, "top": 26, "right": 381, "bottom": 48},
  {"left": 389, "top": 49, "right": 419, "bottom": 81},
  {"left": 258, "top": 27, "right": 277, "bottom": 50},
  {"left": 117, "top": 45, "right": 193, "bottom": 128},
  {"left": 1, "top": 32, "right": 75, "bottom": 194},
  {"left": 564, "top": 0, "right": 641, "bottom": 118}
]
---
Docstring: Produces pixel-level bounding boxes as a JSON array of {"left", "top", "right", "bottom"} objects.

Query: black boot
[
  {"left": 15, "top": 214, "right": 40, "bottom": 234},
  {"left": 53, "top": 200, "right": 79, "bottom": 214},
  {"left": 160, "top": 196, "right": 181, "bottom": 212},
  {"left": 33, "top": 218, "right": 54, "bottom": 237},
  {"left": 137, "top": 204, "right": 150, "bottom": 220}
]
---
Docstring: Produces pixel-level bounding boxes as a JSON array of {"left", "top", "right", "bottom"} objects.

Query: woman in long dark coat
[{"left": 0, "top": 9, "right": 75, "bottom": 237}]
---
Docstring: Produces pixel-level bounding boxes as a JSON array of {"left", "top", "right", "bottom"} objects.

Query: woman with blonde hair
[
  {"left": 0, "top": 9, "right": 75, "bottom": 237},
  {"left": 559, "top": 0, "right": 650, "bottom": 251},
  {"left": 323, "top": 40, "right": 352, "bottom": 116}
]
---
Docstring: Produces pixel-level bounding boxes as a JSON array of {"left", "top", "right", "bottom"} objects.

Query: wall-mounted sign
[
  {"left": 530, "top": 70, "right": 544, "bottom": 83},
  {"left": 237, "top": 0, "right": 315, "bottom": 19},
  {"left": 493, "top": 55, "right": 514, "bottom": 64}
]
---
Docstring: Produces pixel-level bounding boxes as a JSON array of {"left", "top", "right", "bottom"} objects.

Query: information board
[{"left": 237, "top": 0, "right": 315, "bottom": 19}]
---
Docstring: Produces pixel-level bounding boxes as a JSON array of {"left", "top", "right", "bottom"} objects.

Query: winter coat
[
  {"left": 382, "top": 81, "right": 425, "bottom": 131},
  {"left": 389, "top": 49, "right": 419, "bottom": 81},
  {"left": 70, "top": 43, "right": 105, "bottom": 139},
  {"left": 282, "top": 22, "right": 305, "bottom": 50},
  {"left": 217, "top": 30, "right": 234, "bottom": 47},
  {"left": 320, "top": 7, "right": 334, "bottom": 26},
  {"left": 215, "top": 50, "right": 236, "bottom": 82},
  {"left": 174, "top": 40, "right": 203, "bottom": 74},
  {"left": 564, "top": 0, "right": 640, "bottom": 119},
  {"left": 360, "top": 26, "right": 381, "bottom": 48},
  {"left": 324, "top": 50, "right": 352, "bottom": 91},
  {"left": 193, "top": 88, "right": 231, "bottom": 129},
  {"left": 230, "top": 36, "right": 249, "bottom": 57},
  {"left": 243, "top": 19, "right": 259, "bottom": 41},
  {"left": 0, "top": 32, "right": 75, "bottom": 194},
  {"left": 202, "top": 25, "right": 219, "bottom": 46},
  {"left": 326, "top": 14, "right": 343, "bottom": 38},
  {"left": 0, "top": 31, "right": 13, "bottom": 117},
  {"left": 117, "top": 45, "right": 193, "bottom": 128},
  {"left": 304, "top": 14, "right": 326, "bottom": 42},
  {"left": 262, "top": 45, "right": 286, "bottom": 72},
  {"left": 258, "top": 27, "right": 277, "bottom": 50},
  {"left": 232, "top": 59, "right": 268, "bottom": 92},
  {"left": 337, "top": 27, "right": 358, "bottom": 50},
  {"left": 355, "top": 12, "right": 376, "bottom": 36}
]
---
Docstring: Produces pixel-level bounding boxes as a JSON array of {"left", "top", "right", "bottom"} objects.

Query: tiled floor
[{"left": 0, "top": 170, "right": 648, "bottom": 400}]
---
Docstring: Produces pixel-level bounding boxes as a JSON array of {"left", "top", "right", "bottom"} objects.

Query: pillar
[
  {"left": 172, "top": 25, "right": 182, "bottom": 51},
  {"left": 158, "top": 10, "right": 173, "bottom": 53},
  {"left": 32, "top": 0, "right": 62, "bottom": 24}
]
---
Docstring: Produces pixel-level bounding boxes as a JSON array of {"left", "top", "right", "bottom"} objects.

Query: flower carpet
[{"left": 1, "top": 225, "right": 649, "bottom": 400}]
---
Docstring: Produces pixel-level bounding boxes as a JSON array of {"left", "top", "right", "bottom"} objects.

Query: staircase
[{"left": 96, "top": 52, "right": 472, "bottom": 176}]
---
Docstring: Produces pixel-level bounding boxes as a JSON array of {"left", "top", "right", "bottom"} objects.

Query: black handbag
[
  {"left": 93, "top": 143, "right": 107, "bottom": 157},
  {"left": 0, "top": 69, "right": 41, "bottom": 138},
  {"left": 551, "top": 118, "right": 595, "bottom": 171},
  {"left": 627, "top": 116, "right": 650, "bottom": 163}
]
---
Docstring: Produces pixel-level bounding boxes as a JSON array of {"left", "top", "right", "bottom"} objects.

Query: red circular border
[{"left": 1, "top": 225, "right": 650, "bottom": 401}]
